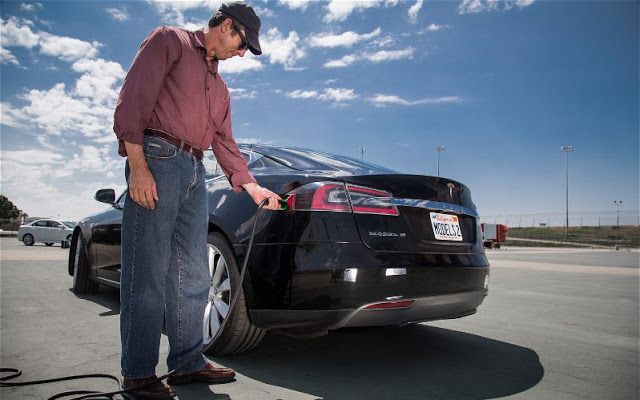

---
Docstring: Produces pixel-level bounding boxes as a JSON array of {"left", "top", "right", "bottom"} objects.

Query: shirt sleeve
[
  {"left": 113, "top": 27, "right": 182, "bottom": 156},
  {"left": 211, "top": 88, "right": 257, "bottom": 193}
]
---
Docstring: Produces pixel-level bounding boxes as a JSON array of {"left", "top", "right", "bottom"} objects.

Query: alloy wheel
[
  {"left": 203, "top": 244, "right": 231, "bottom": 345},
  {"left": 23, "top": 234, "right": 34, "bottom": 246}
]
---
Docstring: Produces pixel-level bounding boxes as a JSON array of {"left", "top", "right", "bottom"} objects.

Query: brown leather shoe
[
  {"left": 167, "top": 363, "right": 236, "bottom": 385},
  {"left": 122, "top": 376, "right": 177, "bottom": 400}
]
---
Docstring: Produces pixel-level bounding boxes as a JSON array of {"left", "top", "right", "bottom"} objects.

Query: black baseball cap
[{"left": 219, "top": 2, "right": 262, "bottom": 55}]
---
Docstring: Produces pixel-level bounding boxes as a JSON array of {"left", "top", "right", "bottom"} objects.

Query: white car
[{"left": 18, "top": 219, "right": 75, "bottom": 247}]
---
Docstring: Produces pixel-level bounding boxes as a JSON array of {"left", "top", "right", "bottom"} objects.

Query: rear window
[{"left": 254, "top": 147, "right": 398, "bottom": 175}]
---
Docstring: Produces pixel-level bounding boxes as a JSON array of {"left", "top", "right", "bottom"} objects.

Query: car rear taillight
[
  {"left": 284, "top": 181, "right": 398, "bottom": 216},
  {"left": 346, "top": 184, "right": 398, "bottom": 216}
]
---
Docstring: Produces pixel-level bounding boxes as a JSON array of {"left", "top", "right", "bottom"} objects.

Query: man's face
[{"left": 214, "top": 19, "right": 248, "bottom": 61}]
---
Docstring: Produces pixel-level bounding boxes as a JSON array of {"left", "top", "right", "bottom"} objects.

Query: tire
[
  {"left": 203, "top": 232, "right": 265, "bottom": 355},
  {"left": 71, "top": 234, "right": 98, "bottom": 294},
  {"left": 23, "top": 234, "right": 34, "bottom": 246},
  {"left": 45, "top": 243, "right": 54, "bottom": 247}
]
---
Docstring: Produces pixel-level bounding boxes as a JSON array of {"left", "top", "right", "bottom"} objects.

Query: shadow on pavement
[
  {"left": 207, "top": 324, "right": 543, "bottom": 400},
  {"left": 71, "top": 286, "right": 120, "bottom": 316}
]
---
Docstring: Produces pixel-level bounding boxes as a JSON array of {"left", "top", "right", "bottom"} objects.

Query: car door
[
  {"left": 92, "top": 192, "right": 125, "bottom": 284},
  {"left": 49, "top": 220, "right": 66, "bottom": 241},
  {"left": 45, "top": 220, "right": 63, "bottom": 242},
  {"left": 31, "top": 220, "right": 49, "bottom": 242}
]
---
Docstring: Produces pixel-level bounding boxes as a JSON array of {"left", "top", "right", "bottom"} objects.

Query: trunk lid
[{"left": 339, "top": 174, "right": 481, "bottom": 253}]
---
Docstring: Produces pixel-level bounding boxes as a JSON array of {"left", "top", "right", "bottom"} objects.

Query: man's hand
[
  {"left": 242, "top": 182, "right": 282, "bottom": 211},
  {"left": 129, "top": 167, "right": 159, "bottom": 209},
  {"left": 124, "top": 142, "right": 159, "bottom": 210}
]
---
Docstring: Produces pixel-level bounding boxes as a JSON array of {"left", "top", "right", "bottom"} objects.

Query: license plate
[{"left": 430, "top": 212, "right": 463, "bottom": 241}]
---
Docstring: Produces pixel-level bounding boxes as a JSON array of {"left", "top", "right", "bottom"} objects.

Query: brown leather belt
[{"left": 144, "top": 128, "right": 204, "bottom": 160}]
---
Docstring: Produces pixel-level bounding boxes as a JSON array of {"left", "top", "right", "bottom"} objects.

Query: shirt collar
[{"left": 192, "top": 29, "right": 218, "bottom": 74}]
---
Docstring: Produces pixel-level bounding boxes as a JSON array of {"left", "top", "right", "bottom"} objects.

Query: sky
[{"left": 1, "top": 0, "right": 638, "bottom": 222}]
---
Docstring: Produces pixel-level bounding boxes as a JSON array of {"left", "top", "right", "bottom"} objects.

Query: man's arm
[{"left": 124, "top": 142, "right": 158, "bottom": 210}]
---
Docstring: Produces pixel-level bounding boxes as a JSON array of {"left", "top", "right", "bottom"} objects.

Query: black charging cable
[{"left": 0, "top": 197, "right": 281, "bottom": 400}]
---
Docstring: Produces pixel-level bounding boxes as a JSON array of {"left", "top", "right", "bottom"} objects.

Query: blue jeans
[{"left": 120, "top": 135, "right": 209, "bottom": 379}]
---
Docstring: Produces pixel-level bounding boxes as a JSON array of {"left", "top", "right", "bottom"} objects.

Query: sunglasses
[{"left": 231, "top": 21, "right": 248, "bottom": 51}]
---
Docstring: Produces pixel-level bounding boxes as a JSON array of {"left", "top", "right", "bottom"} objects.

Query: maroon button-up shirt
[{"left": 113, "top": 26, "right": 257, "bottom": 192}]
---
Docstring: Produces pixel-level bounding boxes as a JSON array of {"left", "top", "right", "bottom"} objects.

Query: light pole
[
  {"left": 434, "top": 145, "right": 445, "bottom": 177},
  {"left": 360, "top": 147, "right": 366, "bottom": 161},
  {"left": 614, "top": 200, "right": 623, "bottom": 227},
  {"left": 561, "top": 145, "right": 574, "bottom": 239}
]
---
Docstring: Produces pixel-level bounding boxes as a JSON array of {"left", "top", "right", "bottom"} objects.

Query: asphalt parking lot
[{"left": 1, "top": 237, "right": 638, "bottom": 400}]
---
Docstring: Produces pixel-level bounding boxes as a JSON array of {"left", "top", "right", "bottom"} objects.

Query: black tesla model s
[{"left": 69, "top": 144, "right": 489, "bottom": 355}]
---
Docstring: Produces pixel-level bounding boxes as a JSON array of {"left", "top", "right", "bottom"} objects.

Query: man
[{"left": 113, "top": 2, "right": 280, "bottom": 399}]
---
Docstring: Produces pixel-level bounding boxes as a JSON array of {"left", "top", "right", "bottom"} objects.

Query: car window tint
[
  {"left": 204, "top": 151, "right": 252, "bottom": 180},
  {"left": 249, "top": 156, "right": 282, "bottom": 170},
  {"left": 117, "top": 192, "right": 126, "bottom": 208},
  {"left": 33, "top": 220, "right": 48, "bottom": 227},
  {"left": 47, "top": 221, "right": 60, "bottom": 228}
]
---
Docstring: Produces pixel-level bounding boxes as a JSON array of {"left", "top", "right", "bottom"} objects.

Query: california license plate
[{"left": 430, "top": 212, "right": 463, "bottom": 241}]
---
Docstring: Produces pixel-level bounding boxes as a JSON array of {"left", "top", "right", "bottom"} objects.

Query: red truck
[{"left": 481, "top": 223, "right": 508, "bottom": 249}]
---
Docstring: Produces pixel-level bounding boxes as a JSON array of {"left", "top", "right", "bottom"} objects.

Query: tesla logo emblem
[{"left": 447, "top": 183, "right": 455, "bottom": 197}]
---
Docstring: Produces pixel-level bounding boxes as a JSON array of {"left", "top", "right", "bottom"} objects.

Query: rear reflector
[{"left": 364, "top": 299, "right": 416, "bottom": 310}]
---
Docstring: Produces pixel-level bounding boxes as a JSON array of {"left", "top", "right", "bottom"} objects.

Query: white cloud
[
  {"left": 458, "top": 0, "right": 535, "bottom": 14},
  {"left": 105, "top": 7, "right": 129, "bottom": 22},
  {"left": 19, "top": 83, "right": 113, "bottom": 136},
  {"left": 1, "top": 47, "right": 20, "bottom": 66},
  {"left": 365, "top": 47, "right": 415, "bottom": 62},
  {"left": 371, "top": 36, "right": 395, "bottom": 48},
  {"left": 421, "top": 23, "right": 449, "bottom": 33},
  {"left": 1, "top": 149, "right": 65, "bottom": 166},
  {"left": 323, "top": 54, "right": 357, "bottom": 68},
  {"left": 318, "top": 88, "right": 357, "bottom": 102},
  {"left": 218, "top": 54, "right": 264, "bottom": 74},
  {"left": 19, "top": 3, "right": 43, "bottom": 12},
  {"left": 262, "top": 28, "right": 306, "bottom": 70},
  {"left": 408, "top": 0, "right": 424, "bottom": 24},
  {"left": 368, "top": 94, "right": 462, "bottom": 107},
  {"left": 323, "top": 47, "right": 415, "bottom": 68},
  {"left": 1, "top": 102, "right": 25, "bottom": 128},
  {"left": 253, "top": 6, "right": 275, "bottom": 18},
  {"left": 278, "top": 0, "right": 311, "bottom": 11},
  {"left": 236, "top": 137, "right": 273, "bottom": 146},
  {"left": 229, "top": 88, "right": 258, "bottom": 100},
  {"left": 1, "top": 149, "right": 126, "bottom": 219},
  {"left": 145, "top": 0, "right": 223, "bottom": 27},
  {"left": 308, "top": 28, "right": 381, "bottom": 48},
  {"left": 72, "top": 58, "right": 126, "bottom": 104},
  {"left": 284, "top": 88, "right": 357, "bottom": 103},
  {"left": 183, "top": 20, "right": 208, "bottom": 30},
  {"left": 324, "top": 0, "right": 399, "bottom": 22},
  {"left": 286, "top": 90, "right": 319, "bottom": 99},
  {"left": 1, "top": 17, "right": 39, "bottom": 48},
  {"left": 38, "top": 32, "right": 101, "bottom": 61}
]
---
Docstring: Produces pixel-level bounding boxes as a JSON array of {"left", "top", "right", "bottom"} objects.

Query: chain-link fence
[{"left": 480, "top": 211, "right": 640, "bottom": 228}]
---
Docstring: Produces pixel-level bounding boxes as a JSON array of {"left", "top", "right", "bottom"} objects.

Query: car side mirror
[{"left": 95, "top": 189, "right": 116, "bottom": 204}]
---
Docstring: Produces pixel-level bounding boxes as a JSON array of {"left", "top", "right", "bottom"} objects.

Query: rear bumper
[
  {"left": 249, "top": 264, "right": 490, "bottom": 330},
  {"left": 334, "top": 290, "right": 486, "bottom": 329}
]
